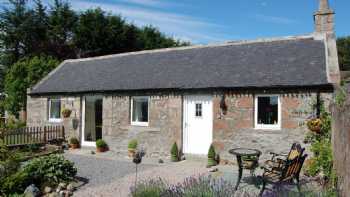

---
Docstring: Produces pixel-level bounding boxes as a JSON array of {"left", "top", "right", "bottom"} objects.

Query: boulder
[
  {"left": 48, "top": 192, "right": 59, "bottom": 197},
  {"left": 66, "top": 183, "right": 75, "bottom": 192},
  {"left": 44, "top": 186, "right": 53, "bottom": 194},
  {"left": 24, "top": 184, "right": 41, "bottom": 197}
]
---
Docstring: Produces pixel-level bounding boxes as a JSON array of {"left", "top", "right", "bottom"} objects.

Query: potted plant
[
  {"left": 62, "top": 108, "right": 72, "bottom": 118},
  {"left": 69, "top": 137, "right": 79, "bottom": 149},
  {"left": 128, "top": 139, "right": 138, "bottom": 158},
  {"left": 96, "top": 139, "right": 108, "bottom": 152},
  {"left": 307, "top": 118, "right": 322, "bottom": 133},
  {"left": 170, "top": 142, "right": 179, "bottom": 162},
  {"left": 207, "top": 144, "right": 217, "bottom": 167}
]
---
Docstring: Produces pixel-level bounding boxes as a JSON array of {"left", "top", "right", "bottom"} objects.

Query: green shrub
[
  {"left": 96, "top": 139, "right": 107, "bottom": 148},
  {"left": 69, "top": 137, "right": 79, "bottom": 145},
  {"left": 0, "top": 170, "right": 30, "bottom": 195},
  {"left": 305, "top": 99, "right": 337, "bottom": 189},
  {"left": 22, "top": 154, "right": 77, "bottom": 186},
  {"left": 128, "top": 139, "right": 138, "bottom": 150},
  {"left": 0, "top": 140, "right": 21, "bottom": 178},
  {"left": 208, "top": 144, "right": 216, "bottom": 158},
  {"left": 207, "top": 144, "right": 217, "bottom": 167},
  {"left": 3, "top": 118, "right": 26, "bottom": 129},
  {"left": 170, "top": 142, "right": 179, "bottom": 162}
]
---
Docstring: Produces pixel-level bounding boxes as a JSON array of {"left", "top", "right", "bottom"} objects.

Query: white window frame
[
  {"left": 48, "top": 98, "right": 62, "bottom": 123},
  {"left": 254, "top": 94, "right": 281, "bottom": 130},
  {"left": 131, "top": 96, "right": 149, "bottom": 127}
]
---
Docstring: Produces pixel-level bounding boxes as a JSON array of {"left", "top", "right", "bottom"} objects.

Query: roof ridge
[{"left": 65, "top": 34, "right": 316, "bottom": 63}]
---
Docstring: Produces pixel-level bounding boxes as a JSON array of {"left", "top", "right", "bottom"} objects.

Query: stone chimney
[
  {"left": 314, "top": 0, "right": 340, "bottom": 85},
  {"left": 314, "top": 0, "right": 335, "bottom": 33}
]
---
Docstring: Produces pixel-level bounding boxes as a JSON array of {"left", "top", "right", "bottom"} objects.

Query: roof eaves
[{"left": 30, "top": 60, "right": 69, "bottom": 94}]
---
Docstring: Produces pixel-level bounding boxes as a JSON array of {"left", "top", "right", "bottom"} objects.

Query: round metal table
[{"left": 229, "top": 148, "right": 262, "bottom": 190}]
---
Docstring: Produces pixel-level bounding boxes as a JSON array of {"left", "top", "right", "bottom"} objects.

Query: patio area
[{"left": 64, "top": 149, "right": 321, "bottom": 197}]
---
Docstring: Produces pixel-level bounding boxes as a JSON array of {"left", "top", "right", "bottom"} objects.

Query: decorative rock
[
  {"left": 44, "top": 186, "right": 52, "bottom": 194},
  {"left": 180, "top": 155, "right": 186, "bottom": 161},
  {"left": 91, "top": 150, "right": 95, "bottom": 155},
  {"left": 66, "top": 183, "right": 75, "bottom": 191},
  {"left": 24, "top": 184, "right": 41, "bottom": 197},
  {"left": 58, "top": 183, "right": 67, "bottom": 189},
  {"left": 66, "top": 190, "right": 74, "bottom": 197},
  {"left": 59, "top": 190, "right": 65, "bottom": 197},
  {"left": 62, "top": 143, "right": 69, "bottom": 150},
  {"left": 158, "top": 159, "right": 164, "bottom": 164},
  {"left": 48, "top": 192, "right": 59, "bottom": 197}
]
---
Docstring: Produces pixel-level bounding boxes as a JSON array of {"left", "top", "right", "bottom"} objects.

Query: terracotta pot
[
  {"left": 97, "top": 147, "right": 108, "bottom": 153},
  {"left": 128, "top": 149, "right": 136, "bottom": 158},
  {"left": 70, "top": 144, "right": 79, "bottom": 149}
]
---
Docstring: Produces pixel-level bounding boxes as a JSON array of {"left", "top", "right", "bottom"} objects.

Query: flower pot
[
  {"left": 307, "top": 119, "right": 322, "bottom": 133},
  {"left": 96, "top": 147, "right": 108, "bottom": 153},
  {"left": 62, "top": 110, "right": 72, "bottom": 118},
  {"left": 128, "top": 149, "right": 136, "bottom": 158},
  {"left": 70, "top": 144, "right": 79, "bottom": 149}
]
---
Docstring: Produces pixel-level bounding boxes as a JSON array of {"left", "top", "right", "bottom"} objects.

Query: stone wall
[
  {"left": 27, "top": 91, "right": 334, "bottom": 161},
  {"left": 26, "top": 95, "right": 81, "bottom": 139},
  {"left": 102, "top": 95, "right": 182, "bottom": 158},
  {"left": 212, "top": 93, "right": 321, "bottom": 160}
]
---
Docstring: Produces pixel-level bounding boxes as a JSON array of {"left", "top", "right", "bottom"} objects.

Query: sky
[{"left": 2, "top": 0, "right": 349, "bottom": 44}]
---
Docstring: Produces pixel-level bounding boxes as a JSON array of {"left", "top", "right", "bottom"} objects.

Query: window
[
  {"left": 48, "top": 98, "right": 61, "bottom": 122},
  {"left": 195, "top": 103, "right": 202, "bottom": 117},
  {"left": 255, "top": 95, "right": 281, "bottom": 129},
  {"left": 131, "top": 97, "right": 149, "bottom": 126}
]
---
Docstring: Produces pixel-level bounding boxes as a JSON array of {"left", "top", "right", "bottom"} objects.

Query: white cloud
[
  {"left": 69, "top": 0, "right": 233, "bottom": 43},
  {"left": 254, "top": 14, "right": 297, "bottom": 25},
  {"left": 117, "top": 0, "right": 172, "bottom": 8}
]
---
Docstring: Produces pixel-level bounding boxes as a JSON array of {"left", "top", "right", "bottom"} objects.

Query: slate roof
[{"left": 30, "top": 36, "right": 331, "bottom": 95}]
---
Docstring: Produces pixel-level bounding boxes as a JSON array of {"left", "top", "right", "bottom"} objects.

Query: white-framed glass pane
[
  {"left": 195, "top": 103, "right": 202, "bottom": 117},
  {"left": 132, "top": 97, "right": 149, "bottom": 123},
  {"left": 49, "top": 99, "right": 61, "bottom": 119},
  {"left": 257, "top": 96, "right": 278, "bottom": 125}
]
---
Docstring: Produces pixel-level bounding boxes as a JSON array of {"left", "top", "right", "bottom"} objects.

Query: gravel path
[
  {"left": 64, "top": 153, "right": 156, "bottom": 188},
  {"left": 64, "top": 152, "right": 209, "bottom": 197}
]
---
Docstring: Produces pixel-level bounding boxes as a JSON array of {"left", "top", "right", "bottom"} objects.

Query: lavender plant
[{"left": 130, "top": 175, "right": 236, "bottom": 197}]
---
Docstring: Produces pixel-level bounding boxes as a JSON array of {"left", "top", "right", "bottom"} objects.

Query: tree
[
  {"left": 47, "top": 0, "right": 77, "bottom": 59},
  {"left": 138, "top": 26, "right": 187, "bottom": 50},
  {"left": 0, "top": 0, "right": 32, "bottom": 66},
  {"left": 0, "top": 0, "right": 189, "bottom": 116},
  {"left": 4, "top": 56, "right": 59, "bottom": 115},
  {"left": 337, "top": 36, "right": 350, "bottom": 71},
  {"left": 73, "top": 8, "right": 126, "bottom": 57}
]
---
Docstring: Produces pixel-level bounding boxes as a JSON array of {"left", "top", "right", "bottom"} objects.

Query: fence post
[
  {"left": 62, "top": 126, "right": 65, "bottom": 140},
  {"left": 44, "top": 126, "right": 47, "bottom": 143}
]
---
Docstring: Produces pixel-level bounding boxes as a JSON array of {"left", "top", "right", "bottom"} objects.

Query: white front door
[{"left": 183, "top": 95, "right": 213, "bottom": 155}]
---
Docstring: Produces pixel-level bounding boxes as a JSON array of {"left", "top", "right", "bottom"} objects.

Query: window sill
[
  {"left": 254, "top": 125, "right": 281, "bottom": 130},
  {"left": 131, "top": 122, "right": 149, "bottom": 127},
  {"left": 48, "top": 119, "right": 62, "bottom": 123}
]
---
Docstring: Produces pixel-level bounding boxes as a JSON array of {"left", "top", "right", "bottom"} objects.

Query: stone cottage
[{"left": 27, "top": 0, "right": 340, "bottom": 159}]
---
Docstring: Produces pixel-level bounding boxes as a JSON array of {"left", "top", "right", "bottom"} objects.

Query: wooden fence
[{"left": 0, "top": 126, "right": 65, "bottom": 146}]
